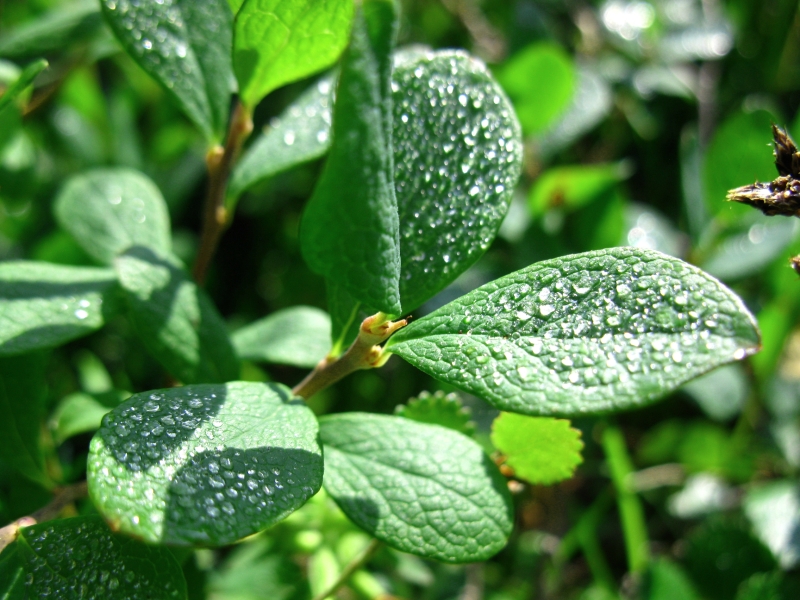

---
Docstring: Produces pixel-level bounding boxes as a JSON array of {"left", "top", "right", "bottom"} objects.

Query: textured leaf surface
[
  {"left": 115, "top": 247, "right": 239, "bottom": 383},
  {"left": 232, "top": 306, "right": 331, "bottom": 368},
  {"left": 301, "top": 2, "right": 400, "bottom": 314},
  {"left": 319, "top": 412, "right": 512, "bottom": 562},
  {"left": 491, "top": 413, "right": 583, "bottom": 484},
  {"left": 395, "top": 390, "right": 476, "bottom": 437},
  {"left": 13, "top": 515, "right": 187, "bottom": 599},
  {"left": 233, "top": 0, "right": 353, "bottom": 109},
  {"left": 228, "top": 75, "right": 334, "bottom": 199},
  {"left": 393, "top": 50, "right": 523, "bottom": 311},
  {"left": 100, "top": 0, "right": 234, "bottom": 141},
  {"left": 0, "top": 262, "right": 116, "bottom": 355},
  {"left": 55, "top": 168, "right": 171, "bottom": 265},
  {"left": 88, "top": 382, "right": 323, "bottom": 546},
  {"left": 387, "top": 248, "right": 760, "bottom": 416},
  {"left": 0, "top": 58, "right": 47, "bottom": 112}
]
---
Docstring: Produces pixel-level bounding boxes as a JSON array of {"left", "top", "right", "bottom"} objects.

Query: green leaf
[
  {"left": 327, "top": 280, "right": 371, "bottom": 356},
  {"left": 50, "top": 391, "right": 121, "bottom": 445},
  {"left": 232, "top": 306, "right": 331, "bottom": 368},
  {"left": 54, "top": 168, "right": 172, "bottom": 265},
  {"left": 319, "top": 412, "right": 513, "bottom": 562},
  {"left": 491, "top": 413, "right": 583, "bottom": 484},
  {"left": 528, "top": 162, "right": 628, "bottom": 216},
  {"left": 88, "top": 382, "right": 323, "bottom": 546},
  {"left": 100, "top": 0, "right": 234, "bottom": 141},
  {"left": 393, "top": 50, "right": 523, "bottom": 311},
  {"left": 12, "top": 515, "right": 187, "bottom": 598},
  {"left": 233, "top": 0, "right": 354, "bottom": 109},
  {"left": 115, "top": 247, "right": 239, "bottom": 383},
  {"left": 395, "top": 390, "right": 476, "bottom": 437},
  {"left": 643, "top": 558, "right": 701, "bottom": 600},
  {"left": 744, "top": 481, "right": 800, "bottom": 569},
  {"left": 496, "top": 42, "right": 574, "bottom": 135},
  {"left": 0, "top": 541, "right": 25, "bottom": 599},
  {"left": 0, "top": 353, "right": 51, "bottom": 487},
  {"left": 0, "top": 59, "right": 47, "bottom": 112},
  {"left": 301, "top": 2, "right": 401, "bottom": 315},
  {"left": 736, "top": 572, "right": 800, "bottom": 600},
  {"left": 228, "top": 74, "right": 334, "bottom": 200},
  {"left": 386, "top": 247, "right": 760, "bottom": 416},
  {"left": 0, "top": 262, "right": 117, "bottom": 356}
]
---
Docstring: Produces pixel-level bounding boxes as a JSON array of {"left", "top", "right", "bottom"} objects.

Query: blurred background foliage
[{"left": 2, "top": 0, "right": 800, "bottom": 598}]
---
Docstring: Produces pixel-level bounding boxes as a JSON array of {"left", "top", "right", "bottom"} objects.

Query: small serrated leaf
[
  {"left": 395, "top": 390, "right": 476, "bottom": 437},
  {"left": 491, "top": 413, "right": 583, "bottom": 485},
  {"left": 387, "top": 247, "right": 760, "bottom": 416},
  {"left": 319, "top": 412, "right": 512, "bottom": 563}
]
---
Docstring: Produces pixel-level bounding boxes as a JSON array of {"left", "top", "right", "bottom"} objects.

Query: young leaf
[
  {"left": 88, "top": 382, "right": 323, "bottom": 546},
  {"left": 233, "top": 0, "right": 353, "bottom": 109},
  {"left": 491, "top": 413, "right": 583, "bottom": 485},
  {"left": 393, "top": 50, "right": 523, "bottom": 312},
  {"left": 11, "top": 515, "right": 187, "bottom": 598},
  {"left": 386, "top": 248, "right": 760, "bottom": 416},
  {"left": 232, "top": 306, "right": 331, "bottom": 368},
  {"left": 0, "top": 58, "right": 47, "bottom": 112},
  {"left": 300, "top": 1, "right": 401, "bottom": 315},
  {"left": 395, "top": 390, "right": 476, "bottom": 437},
  {"left": 50, "top": 391, "right": 121, "bottom": 444},
  {"left": 319, "top": 412, "right": 513, "bottom": 563},
  {"left": 228, "top": 74, "right": 334, "bottom": 200},
  {"left": 100, "top": 0, "right": 234, "bottom": 141},
  {"left": 115, "top": 247, "right": 239, "bottom": 384},
  {"left": 0, "top": 262, "right": 117, "bottom": 356},
  {"left": 54, "top": 168, "right": 172, "bottom": 265}
]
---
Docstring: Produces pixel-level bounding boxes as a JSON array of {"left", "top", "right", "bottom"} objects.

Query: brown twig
[{"left": 192, "top": 100, "right": 253, "bottom": 285}]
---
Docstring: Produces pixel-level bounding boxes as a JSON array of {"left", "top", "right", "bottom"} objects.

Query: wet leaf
[
  {"left": 394, "top": 390, "right": 476, "bottom": 437},
  {"left": 386, "top": 248, "right": 760, "bottom": 416},
  {"left": 88, "top": 382, "right": 323, "bottom": 546},
  {"left": 319, "top": 412, "right": 512, "bottom": 562},
  {"left": 55, "top": 168, "right": 172, "bottom": 265}
]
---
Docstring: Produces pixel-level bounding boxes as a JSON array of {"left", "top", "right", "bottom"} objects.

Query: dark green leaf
[
  {"left": 0, "top": 59, "right": 47, "bottom": 112},
  {"left": 387, "top": 248, "right": 760, "bottom": 416},
  {"left": 54, "top": 168, "right": 172, "bottom": 265},
  {"left": 232, "top": 306, "right": 331, "bottom": 368},
  {"left": 0, "top": 542, "right": 25, "bottom": 599},
  {"left": 115, "top": 247, "right": 239, "bottom": 384},
  {"left": 301, "top": 2, "right": 401, "bottom": 315},
  {"left": 88, "top": 382, "right": 323, "bottom": 546},
  {"left": 100, "top": 0, "right": 234, "bottom": 141},
  {"left": 0, "top": 262, "right": 117, "bottom": 356},
  {"left": 13, "top": 515, "right": 187, "bottom": 598},
  {"left": 395, "top": 390, "right": 476, "bottom": 437},
  {"left": 233, "top": 0, "right": 353, "bottom": 109},
  {"left": 319, "top": 412, "right": 513, "bottom": 562},
  {"left": 736, "top": 572, "right": 800, "bottom": 600},
  {"left": 643, "top": 558, "right": 701, "bottom": 600},
  {"left": 393, "top": 50, "right": 523, "bottom": 311}
]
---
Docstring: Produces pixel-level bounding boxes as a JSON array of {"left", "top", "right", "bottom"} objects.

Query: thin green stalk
[{"left": 309, "top": 538, "right": 382, "bottom": 600}]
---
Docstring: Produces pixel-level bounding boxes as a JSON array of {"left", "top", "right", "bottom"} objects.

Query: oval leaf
[
  {"left": 0, "top": 262, "right": 116, "bottom": 356},
  {"left": 55, "top": 168, "right": 172, "bottom": 265},
  {"left": 11, "top": 515, "right": 187, "bottom": 598},
  {"left": 115, "top": 247, "right": 239, "bottom": 384},
  {"left": 100, "top": 0, "right": 234, "bottom": 141},
  {"left": 387, "top": 248, "right": 760, "bottom": 416},
  {"left": 393, "top": 50, "right": 523, "bottom": 311},
  {"left": 319, "top": 412, "right": 513, "bottom": 563},
  {"left": 88, "top": 382, "right": 323, "bottom": 546}
]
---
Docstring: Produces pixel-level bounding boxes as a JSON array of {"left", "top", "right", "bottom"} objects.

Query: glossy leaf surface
[
  {"left": 12, "top": 515, "right": 187, "bottom": 599},
  {"left": 88, "top": 382, "right": 323, "bottom": 546},
  {"left": 0, "top": 262, "right": 116, "bottom": 355},
  {"left": 100, "top": 0, "right": 234, "bottom": 141},
  {"left": 387, "top": 248, "right": 760, "bottom": 416},
  {"left": 233, "top": 0, "right": 353, "bottom": 109},
  {"left": 55, "top": 168, "right": 172, "bottom": 265},
  {"left": 232, "top": 306, "right": 331, "bottom": 368},
  {"left": 319, "top": 412, "right": 512, "bottom": 562},
  {"left": 115, "top": 247, "right": 239, "bottom": 384}
]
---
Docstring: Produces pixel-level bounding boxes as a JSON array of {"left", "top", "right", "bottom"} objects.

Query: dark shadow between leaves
[{"left": 323, "top": 490, "right": 381, "bottom": 536}]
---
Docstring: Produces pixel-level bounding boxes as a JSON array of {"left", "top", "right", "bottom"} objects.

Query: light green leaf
[
  {"left": 233, "top": 0, "right": 353, "bottom": 109},
  {"left": 12, "top": 515, "right": 187, "bottom": 598},
  {"left": 88, "top": 382, "right": 323, "bottom": 546},
  {"left": 228, "top": 74, "right": 334, "bottom": 200},
  {"left": 490, "top": 413, "right": 582, "bottom": 484},
  {"left": 0, "top": 262, "right": 117, "bottom": 356},
  {"left": 54, "top": 168, "right": 172, "bottom": 265},
  {"left": 395, "top": 390, "right": 476, "bottom": 437},
  {"left": 319, "top": 412, "right": 513, "bottom": 562},
  {"left": 50, "top": 392, "right": 124, "bottom": 444},
  {"left": 387, "top": 247, "right": 760, "bottom": 416},
  {"left": 301, "top": 2, "right": 401, "bottom": 315},
  {"left": 232, "top": 306, "right": 331, "bottom": 368},
  {"left": 115, "top": 247, "right": 239, "bottom": 384},
  {"left": 744, "top": 481, "right": 800, "bottom": 569},
  {"left": 327, "top": 280, "right": 371, "bottom": 356},
  {"left": 393, "top": 50, "right": 523, "bottom": 312},
  {"left": 528, "top": 162, "right": 628, "bottom": 216},
  {"left": 0, "top": 59, "right": 47, "bottom": 112},
  {"left": 100, "top": 0, "right": 234, "bottom": 141},
  {"left": 0, "top": 353, "right": 51, "bottom": 487}
]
